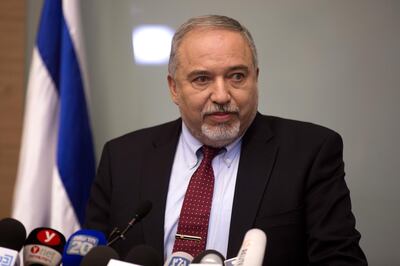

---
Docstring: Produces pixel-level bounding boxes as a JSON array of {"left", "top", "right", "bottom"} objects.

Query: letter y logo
[
  {"left": 37, "top": 229, "right": 61, "bottom": 246},
  {"left": 45, "top": 231, "right": 56, "bottom": 242}
]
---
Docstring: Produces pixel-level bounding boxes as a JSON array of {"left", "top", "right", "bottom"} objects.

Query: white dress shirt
[{"left": 163, "top": 122, "right": 242, "bottom": 259}]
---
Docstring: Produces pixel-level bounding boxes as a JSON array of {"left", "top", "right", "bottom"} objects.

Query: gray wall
[{"left": 27, "top": 0, "right": 400, "bottom": 264}]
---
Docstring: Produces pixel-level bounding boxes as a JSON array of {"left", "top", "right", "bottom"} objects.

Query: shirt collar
[{"left": 181, "top": 122, "right": 242, "bottom": 169}]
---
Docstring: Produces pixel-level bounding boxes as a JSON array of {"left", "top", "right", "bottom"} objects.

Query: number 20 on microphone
[{"left": 65, "top": 235, "right": 98, "bottom": 256}]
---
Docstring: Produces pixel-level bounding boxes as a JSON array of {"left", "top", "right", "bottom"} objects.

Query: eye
[
  {"left": 192, "top": 75, "right": 211, "bottom": 86},
  {"left": 230, "top": 72, "right": 245, "bottom": 82}
]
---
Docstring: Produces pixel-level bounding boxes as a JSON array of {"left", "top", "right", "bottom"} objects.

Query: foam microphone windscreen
[
  {"left": 0, "top": 217, "right": 27, "bottom": 251},
  {"left": 62, "top": 229, "right": 107, "bottom": 266},
  {"left": 0, "top": 217, "right": 27, "bottom": 266},
  {"left": 80, "top": 246, "right": 119, "bottom": 266},
  {"left": 23, "top": 227, "right": 66, "bottom": 266},
  {"left": 133, "top": 201, "right": 152, "bottom": 222},
  {"left": 124, "top": 245, "right": 162, "bottom": 266}
]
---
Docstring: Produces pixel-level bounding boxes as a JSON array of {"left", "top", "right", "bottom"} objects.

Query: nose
[{"left": 210, "top": 78, "right": 231, "bottom": 104}]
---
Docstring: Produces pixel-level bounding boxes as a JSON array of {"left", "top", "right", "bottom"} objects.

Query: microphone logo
[
  {"left": 168, "top": 257, "right": 191, "bottom": 266},
  {"left": 25, "top": 245, "right": 59, "bottom": 264},
  {"left": 65, "top": 235, "right": 99, "bottom": 256},
  {"left": 30, "top": 246, "right": 40, "bottom": 254},
  {"left": 37, "top": 229, "right": 62, "bottom": 246},
  {"left": 0, "top": 254, "right": 14, "bottom": 266}
]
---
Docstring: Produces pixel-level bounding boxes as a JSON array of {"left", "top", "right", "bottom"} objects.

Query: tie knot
[{"left": 202, "top": 145, "right": 221, "bottom": 162}]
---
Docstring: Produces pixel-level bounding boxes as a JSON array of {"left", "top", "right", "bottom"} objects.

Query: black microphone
[
  {"left": 124, "top": 244, "right": 163, "bottom": 266},
  {"left": 191, "top": 249, "right": 225, "bottom": 264},
  {"left": 108, "top": 201, "right": 152, "bottom": 246},
  {"left": 0, "top": 217, "right": 27, "bottom": 266},
  {"left": 80, "top": 246, "right": 120, "bottom": 266},
  {"left": 23, "top": 227, "right": 66, "bottom": 266}
]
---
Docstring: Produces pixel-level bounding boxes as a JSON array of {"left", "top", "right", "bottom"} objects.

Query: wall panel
[{"left": 0, "top": 0, "right": 25, "bottom": 218}]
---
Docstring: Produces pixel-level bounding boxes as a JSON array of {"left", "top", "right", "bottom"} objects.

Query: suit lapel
[
  {"left": 140, "top": 119, "right": 182, "bottom": 255},
  {"left": 227, "top": 114, "right": 279, "bottom": 258}
]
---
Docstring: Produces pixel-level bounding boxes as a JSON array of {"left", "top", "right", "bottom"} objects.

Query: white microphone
[
  {"left": 164, "top": 251, "right": 193, "bottom": 266},
  {"left": 0, "top": 248, "right": 20, "bottom": 266},
  {"left": 107, "top": 259, "right": 141, "bottom": 266},
  {"left": 190, "top": 249, "right": 225, "bottom": 265},
  {"left": 235, "top": 228, "right": 267, "bottom": 266},
  {"left": 223, "top": 257, "right": 237, "bottom": 266}
]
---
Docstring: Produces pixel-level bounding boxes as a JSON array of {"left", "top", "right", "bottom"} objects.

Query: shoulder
[
  {"left": 255, "top": 114, "right": 342, "bottom": 147},
  {"left": 104, "top": 118, "right": 182, "bottom": 151},
  {"left": 263, "top": 114, "right": 338, "bottom": 135}
]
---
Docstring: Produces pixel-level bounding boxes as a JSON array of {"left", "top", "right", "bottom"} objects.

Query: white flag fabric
[{"left": 12, "top": 0, "right": 95, "bottom": 239}]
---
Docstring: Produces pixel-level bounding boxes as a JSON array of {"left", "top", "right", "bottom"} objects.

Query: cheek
[
  {"left": 181, "top": 90, "right": 210, "bottom": 111},
  {"left": 178, "top": 95, "right": 209, "bottom": 124},
  {"left": 232, "top": 89, "right": 257, "bottom": 109}
]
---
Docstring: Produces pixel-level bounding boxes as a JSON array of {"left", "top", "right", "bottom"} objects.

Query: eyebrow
[
  {"left": 227, "top": 65, "right": 250, "bottom": 73},
  {"left": 186, "top": 65, "right": 250, "bottom": 79}
]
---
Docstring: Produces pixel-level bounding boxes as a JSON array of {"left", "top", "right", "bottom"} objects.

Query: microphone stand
[
  {"left": 107, "top": 216, "right": 137, "bottom": 246},
  {"left": 107, "top": 200, "right": 152, "bottom": 246}
]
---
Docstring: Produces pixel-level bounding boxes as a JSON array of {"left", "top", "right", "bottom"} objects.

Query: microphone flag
[{"left": 12, "top": 0, "right": 95, "bottom": 239}]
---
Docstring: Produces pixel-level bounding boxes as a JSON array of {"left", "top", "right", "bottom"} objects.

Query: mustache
[{"left": 202, "top": 104, "right": 240, "bottom": 116}]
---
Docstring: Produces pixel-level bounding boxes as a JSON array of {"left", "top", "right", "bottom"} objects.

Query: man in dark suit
[{"left": 85, "top": 15, "right": 367, "bottom": 265}]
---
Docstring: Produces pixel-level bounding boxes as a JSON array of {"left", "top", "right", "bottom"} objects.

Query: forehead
[{"left": 176, "top": 28, "right": 253, "bottom": 71}]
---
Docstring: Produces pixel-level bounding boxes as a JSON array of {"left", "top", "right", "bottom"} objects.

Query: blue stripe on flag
[
  {"left": 36, "top": 0, "right": 96, "bottom": 226},
  {"left": 37, "top": 0, "right": 62, "bottom": 91}
]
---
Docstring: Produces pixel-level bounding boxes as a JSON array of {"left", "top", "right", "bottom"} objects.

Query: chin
[{"left": 200, "top": 122, "right": 241, "bottom": 147}]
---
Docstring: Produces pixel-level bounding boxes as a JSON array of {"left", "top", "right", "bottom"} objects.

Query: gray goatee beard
[
  {"left": 201, "top": 121, "right": 240, "bottom": 147},
  {"left": 200, "top": 104, "right": 241, "bottom": 147}
]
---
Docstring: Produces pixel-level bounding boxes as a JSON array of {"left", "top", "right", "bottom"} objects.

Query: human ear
[{"left": 167, "top": 74, "right": 179, "bottom": 105}]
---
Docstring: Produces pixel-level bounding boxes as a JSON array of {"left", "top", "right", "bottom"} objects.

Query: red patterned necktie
[{"left": 173, "top": 145, "right": 220, "bottom": 257}]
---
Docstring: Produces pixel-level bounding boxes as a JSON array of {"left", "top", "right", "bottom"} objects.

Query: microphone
[
  {"left": 23, "top": 227, "right": 66, "bottom": 266},
  {"left": 108, "top": 201, "right": 152, "bottom": 246},
  {"left": 0, "top": 217, "right": 27, "bottom": 266},
  {"left": 107, "top": 259, "right": 139, "bottom": 266},
  {"left": 164, "top": 251, "right": 193, "bottom": 266},
  {"left": 191, "top": 250, "right": 225, "bottom": 265},
  {"left": 223, "top": 257, "right": 237, "bottom": 266},
  {"left": 80, "top": 246, "right": 119, "bottom": 266},
  {"left": 235, "top": 228, "right": 267, "bottom": 266},
  {"left": 62, "top": 229, "right": 107, "bottom": 266},
  {"left": 124, "top": 244, "right": 163, "bottom": 266}
]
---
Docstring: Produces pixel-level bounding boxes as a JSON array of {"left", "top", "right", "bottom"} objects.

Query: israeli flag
[{"left": 12, "top": 0, "right": 95, "bottom": 238}]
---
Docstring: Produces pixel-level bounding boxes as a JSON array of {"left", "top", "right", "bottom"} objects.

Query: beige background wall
[{"left": 0, "top": 0, "right": 24, "bottom": 218}]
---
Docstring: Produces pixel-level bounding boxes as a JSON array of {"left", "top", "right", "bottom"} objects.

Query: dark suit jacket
[{"left": 85, "top": 113, "right": 367, "bottom": 265}]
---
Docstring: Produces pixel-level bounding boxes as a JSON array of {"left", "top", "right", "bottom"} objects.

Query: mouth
[{"left": 205, "top": 112, "right": 238, "bottom": 123}]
